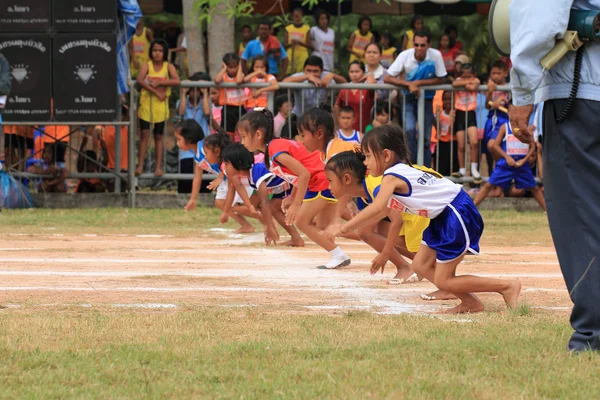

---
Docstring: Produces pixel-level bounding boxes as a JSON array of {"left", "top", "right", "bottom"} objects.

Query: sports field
[{"left": 0, "top": 208, "right": 597, "bottom": 398}]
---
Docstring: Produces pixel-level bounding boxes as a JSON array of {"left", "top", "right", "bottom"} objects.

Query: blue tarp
[
  {"left": 0, "top": 170, "right": 33, "bottom": 209},
  {"left": 117, "top": 0, "right": 143, "bottom": 95}
]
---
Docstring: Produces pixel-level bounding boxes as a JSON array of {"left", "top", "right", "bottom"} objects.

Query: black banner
[
  {"left": 0, "top": 0, "right": 51, "bottom": 32},
  {"left": 53, "top": 34, "right": 117, "bottom": 122},
  {"left": 0, "top": 34, "right": 51, "bottom": 122},
  {"left": 53, "top": 0, "right": 117, "bottom": 32}
]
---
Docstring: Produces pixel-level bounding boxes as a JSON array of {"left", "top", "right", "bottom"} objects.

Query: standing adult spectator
[
  {"left": 402, "top": 15, "right": 424, "bottom": 51},
  {"left": 385, "top": 31, "right": 447, "bottom": 167},
  {"left": 347, "top": 16, "right": 373, "bottom": 64},
  {"left": 509, "top": 0, "right": 600, "bottom": 352},
  {"left": 241, "top": 20, "right": 288, "bottom": 80},
  {"left": 284, "top": 8, "right": 311, "bottom": 75},
  {"left": 364, "top": 42, "right": 390, "bottom": 101},
  {"left": 309, "top": 10, "right": 335, "bottom": 72}
]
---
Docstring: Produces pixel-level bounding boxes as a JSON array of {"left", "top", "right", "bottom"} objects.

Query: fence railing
[{"left": 2, "top": 81, "right": 527, "bottom": 208}]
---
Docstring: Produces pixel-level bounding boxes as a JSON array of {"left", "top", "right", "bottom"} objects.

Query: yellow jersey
[
  {"left": 404, "top": 30, "right": 415, "bottom": 50},
  {"left": 350, "top": 29, "right": 373, "bottom": 63},
  {"left": 381, "top": 46, "right": 397, "bottom": 68},
  {"left": 322, "top": 138, "right": 359, "bottom": 163},
  {"left": 285, "top": 24, "right": 310, "bottom": 74},
  {"left": 138, "top": 61, "right": 171, "bottom": 123},
  {"left": 130, "top": 27, "right": 151, "bottom": 78}
]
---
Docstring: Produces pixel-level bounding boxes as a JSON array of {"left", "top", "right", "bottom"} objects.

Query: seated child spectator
[
  {"left": 432, "top": 91, "right": 459, "bottom": 177},
  {"left": 474, "top": 106, "right": 546, "bottom": 211},
  {"left": 452, "top": 63, "right": 481, "bottom": 183},
  {"left": 483, "top": 60, "right": 510, "bottom": 174},
  {"left": 336, "top": 106, "right": 363, "bottom": 144},
  {"left": 273, "top": 95, "right": 291, "bottom": 138},
  {"left": 215, "top": 53, "right": 247, "bottom": 141},
  {"left": 27, "top": 142, "right": 68, "bottom": 193},
  {"left": 244, "top": 55, "right": 279, "bottom": 111},
  {"left": 76, "top": 132, "right": 107, "bottom": 193},
  {"left": 365, "top": 102, "right": 391, "bottom": 133},
  {"left": 335, "top": 61, "right": 374, "bottom": 132}
]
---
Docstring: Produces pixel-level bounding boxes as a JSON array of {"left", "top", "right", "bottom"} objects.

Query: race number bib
[
  {"left": 196, "top": 159, "right": 219, "bottom": 175},
  {"left": 270, "top": 165, "right": 299, "bottom": 186},
  {"left": 268, "top": 182, "right": 291, "bottom": 195}
]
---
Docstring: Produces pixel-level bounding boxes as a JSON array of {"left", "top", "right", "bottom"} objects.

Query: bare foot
[
  {"left": 135, "top": 166, "right": 143, "bottom": 176},
  {"left": 438, "top": 301, "right": 485, "bottom": 314},
  {"left": 388, "top": 270, "right": 419, "bottom": 285},
  {"left": 155, "top": 168, "right": 165, "bottom": 177},
  {"left": 421, "top": 289, "right": 458, "bottom": 301},
  {"left": 502, "top": 280, "right": 522, "bottom": 309},
  {"left": 282, "top": 238, "right": 305, "bottom": 247},
  {"left": 234, "top": 225, "right": 255, "bottom": 234}
]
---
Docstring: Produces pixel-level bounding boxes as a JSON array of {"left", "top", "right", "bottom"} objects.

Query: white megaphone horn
[{"left": 488, "top": 0, "right": 600, "bottom": 70}]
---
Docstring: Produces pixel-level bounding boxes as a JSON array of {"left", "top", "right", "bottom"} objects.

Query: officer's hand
[{"left": 509, "top": 104, "right": 535, "bottom": 144}]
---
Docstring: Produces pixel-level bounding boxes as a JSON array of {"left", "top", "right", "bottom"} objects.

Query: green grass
[
  {"left": 0, "top": 208, "right": 552, "bottom": 245},
  {"left": 0, "top": 309, "right": 597, "bottom": 399}
]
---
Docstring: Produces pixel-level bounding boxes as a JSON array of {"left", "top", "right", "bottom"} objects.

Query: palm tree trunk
[
  {"left": 207, "top": 0, "right": 235, "bottom": 75},
  {"left": 182, "top": 0, "right": 206, "bottom": 74}
]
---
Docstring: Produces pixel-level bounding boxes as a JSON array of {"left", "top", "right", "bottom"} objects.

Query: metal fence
[{"left": 2, "top": 81, "right": 526, "bottom": 208}]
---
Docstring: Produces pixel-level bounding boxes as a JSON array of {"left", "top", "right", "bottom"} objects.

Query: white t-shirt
[
  {"left": 181, "top": 35, "right": 187, "bottom": 49},
  {"left": 309, "top": 26, "right": 335, "bottom": 72},
  {"left": 387, "top": 48, "right": 447, "bottom": 81}
]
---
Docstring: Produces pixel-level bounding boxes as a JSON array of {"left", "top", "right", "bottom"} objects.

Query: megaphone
[{"left": 489, "top": 0, "right": 600, "bottom": 70}]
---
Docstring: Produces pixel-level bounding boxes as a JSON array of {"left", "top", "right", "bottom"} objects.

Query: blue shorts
[
  {"left": 488, "top": 161, "right": 537, "bottom": 190},
  {"left": 422, "top": 190, "right": 484, "bottom": 263},
  {"left": 356, "top": 197, "right": 368, "bottom": 211},
  {"left": 271, "top": 188, "right": 293, "bottom": 199},
  {"left": 303, "top": 188, "right": 337, "bottom": 203},
  {"left": 481, "top": 114, "right": 509, "bottom": 154}
]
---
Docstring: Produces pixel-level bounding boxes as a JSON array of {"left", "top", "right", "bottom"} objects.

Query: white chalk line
[{"left": 2, "top": 303, "right": 177, "bottom": 309}]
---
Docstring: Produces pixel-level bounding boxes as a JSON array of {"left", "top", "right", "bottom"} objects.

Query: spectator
[
  {"left": 347, "top": 16, "right": 373, "bottom": 63},
  {"left": 439, "top": 33, "right": 458, "bottom": 78},
  {"left": 28, "top": 142, "right": 67, "bottom": 193},
  {"left": 129, "top": 20, "right": 153, "bottom": 78},
  {"left": 454, "top": 54, "right": 469, "bottom": 77},
  {"left": 402, "top": 15, "right": 424, "bottom": 51},
  {"left": 432, "top": 91, "right": 458, "bottom": 177},
  {"left": 284, "top": 8, "right": 311, "bottom": 75},
  {"left": 76, "top": 132, "right": 107, "bottom": 193},
  {"left": 483, "top": 60, "right": 510, "bottom": 174},
  {"left": 335, "top": 61, "right": 375, "bottom": 133},
  {"left": 309, "top": 10, "right": 335, "bottom": 72},
  {"left": 281, "top": 114, "right": 299, "bottom": 141},
  {"left": 365, "top": 102, "right": 391, "bottom": 133},
  {"left": 136, "top": 39, "right": 180, "bottom": 177},
  {"left": 284, "top": 56, "right": 347, "bottom": 117},
  {"left": 210, "top": 87, "right": 222, "bottom": 134},
  {"left": 445, "top": 25, "right": 463, "bottom": 51},
  {"left": 164, "top": 22, "right": 181, "bottom": 60},
  {"left": 244, "top": 55, "right": 280, "bottom": 110},
  {"left": 238, "top": 25, "right": 253, "bottom": 58},
  {"left": 95, "top": 107, "right": 129, "bottom": 192},
  {"left": 3, "top": 126, "right": 33, "bottom": 172},
  {"left": 380, "top": 32, "right": 397, "bottom": 69},
  {"left": 452, "top": 63, "right": 481, "bottom": 182},
  {"left": 273, "top": 95, "right": 291, "bottom": 138},
  {"left": 215, "top": 53, "right": 246, "bottom": 141},
  {"left": 364, "top": 42, "right": 390, "bottom": 101},
  {"left": 241, "top": 20, "right": 288, "bottom": 80},
  {"left": 385, "top": 31, "right": 447, "bottom": 167},
  {"left": 178, "top": 72, "right": 212, "bottom": 136},
  {"left": 336, "top": 106, "right": 362, "bottom": 144}
]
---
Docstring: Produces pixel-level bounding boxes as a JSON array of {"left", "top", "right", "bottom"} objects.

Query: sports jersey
[
  {"left": 193, "top": 141, "right": 220, "bottom": 175},
  {"left": 337, "top": 129, "right": 361, "bottom": 144},
  {"left": 498, "top": 122, "right": 530, "bottom": 164},
  {"left": 323, "top": 139, "right": 358, "bottom": 163},
  {"left": 248, "top": 162, "right": 291, "bottom": 195},
  {"left": 383, "top": 162, "right": 460, "bottom": 219},
  {"left": 454, "top": 78, "right": 478, "bottom": 112},
  {"left": 268, "top": 138, "right": 328, "bottom": 192}
]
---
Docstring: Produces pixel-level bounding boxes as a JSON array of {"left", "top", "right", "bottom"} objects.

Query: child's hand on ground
[
  {"left": 219, "top": 212, "right": 229, "bottom": 224},
  {"left": 208, "top": 177, "right": 222, "bottom": 190},
  {"left": 264, "top": 225, "right": 278, "bottom": 246},
  {"left": 184, "top": 200, "right": 196, "bottom": 212},
  {"left": 284, "top": 203, "right": 299, "bottom": 226},
  {"left": 370, "top": 252, "right": 389, "bottom": 275}
]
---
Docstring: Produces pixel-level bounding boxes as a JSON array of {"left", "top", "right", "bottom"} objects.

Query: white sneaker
[{"left": 320, "top": 255, "right": 351, "bottom": 269}]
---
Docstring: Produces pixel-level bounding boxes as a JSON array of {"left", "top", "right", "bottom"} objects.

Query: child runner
[
  {"left": 335, "top": 61, "right": 375, "bottom": 133},
  {"left": 215, "top": 53, "right": 247, "bottom": 141},
  {"left": 237, "top": 108, "right": 351, "bottom": 269},
  {"left": 223, "top": 143, "right": 305, "bottom": 247},
  {"left": 326, "top": 124, "right": 522, "bottom": 313},
  {"left": 347, "top": 16, "right": 373, "bottom": 63},
  {"left": 284, "top": 8, "right": 311, "bottom": 75},
  {"left": 482, "top": 60, "right": 510, "bottom": 174},
  {"left": 474, "top": 113, "right": 546, "bottom": 211},
  {"left": 243, "top": 55, "right": 280, "bottom": 111},
  {"left": 336, "top": 106, "right": 363, "bottom": 144},
  {"left": 452, "top": 63, "right": 481, "bottom": 183},
  {"left": 175, "top": 119, "right": 258, "bottom": 233},
  {"left": 136, "top": 38, "right": 180, "bottom": 176}
]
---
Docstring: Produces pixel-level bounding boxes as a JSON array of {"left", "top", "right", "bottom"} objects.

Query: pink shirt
[{"left": 274, "top": 112, "right": 286, "bottom": 138}]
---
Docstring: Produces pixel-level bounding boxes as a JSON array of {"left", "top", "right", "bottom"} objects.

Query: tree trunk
[
  {"left": 207, "top": 0, "right": 235, "bottom": 76},
  {"left": 182, "top": 0, "right": 206, "bottom": 75}
]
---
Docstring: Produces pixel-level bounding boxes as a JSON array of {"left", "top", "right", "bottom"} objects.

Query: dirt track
[{"left": 0, "top": 230, "right": 570, "bottom": 315}]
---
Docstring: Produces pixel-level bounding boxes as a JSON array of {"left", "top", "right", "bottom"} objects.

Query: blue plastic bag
[{"left": 0, "top": 169, "right": 33, "bottom": 209}]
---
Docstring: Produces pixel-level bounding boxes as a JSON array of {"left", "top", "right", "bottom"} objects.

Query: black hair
[
  {"left": 439, "top": 33, "right": 453, "bottom": 48},
  {"left": 240, "top": 24, "right": 252, "bottom": 32},
  {"left": 414, "top": 31, "right": 431, "bottom": 43},
  {"left": 375, "top": 102, "right": 390, "bottom": 115},
  {"left": 339, "top": 105, "right": 355, "bottom": 115},
  {"left": 251, "top": 55, "right": 269, "bottom": 73},
  {"left": 238, "top": 108, "right": 275, "bottom": 168},
  {"left": 292, "top": 7, "right": 304, "bottom": 15},
  {"left": 357, "top": 16, "right": 372, "bottom": 31},
  {"left": 222, "top": 143, "right": 254, "bottom": 171},
  {"left": 281, "top": 114, "right": 297, "bottom": 140},
  {"left": 44, "top": 142, "right": 66, "bottom": 163},
  {"left": 189, "top": 71, "right": 211, "bottom": 81},
  {"left": 176, "top": 119, "right": 205, "bottom": 145},
  {"left": 275, "top": 94, "right": 290, "bottom": 112},
  {"left": 371, "top": 30, "right": 381, "bottom": 44},
  {"left": 148, "top": 38, "right": 169, "bottom": 61},
  {"left": 204, "top": 133, "right": 232, "bottom": 157},
  {"left": 314, "top": 9, "right": 329, "bottom": 25},
  {"left": 460, "top": 63, "right": 475, "bottom": 75},
  {"left": 444, "top": 24, "right": 458, "bottom": 36},
  {"left": 298, "top": 105, "right": 335, "bottom": 143},
  {"left": 258, "top": 19, "right": 272, "bottom": 29},
  {"left": 222, "top": 52, "right": 240, "bottom": 66},
  {"left": 348, "top": 60, "right": 365, "bottom": 73},
  {"left": 491, "top": 60, "right": 507, "bottom": 71},
  {"left": 361, "top": 124, "right": 411, "bottom": 167},
  {"left": 410, "top": 15, "right": 424, "bottom": 30},
  {"left": 325, "top": 151, "right": 367, "bottom": 183},
  {"left": 304, "top": 55, "right": 324, "bottom": 70},
  {"left": 85, "top": 150, "right": 98, "bottom": 161},
  {"left": 365, "top": 42, "right": 382, "bottom": 54},
  {"left": 381, "top": 32, "right": 395, "bottom": 47}
]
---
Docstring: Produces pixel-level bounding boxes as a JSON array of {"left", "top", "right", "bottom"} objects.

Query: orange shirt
[
  {"left": 43, "top": 126, "right": 70, "bottom": 143},
  {"left": 101, "top": 125, "right": 129, "bottom": 170},
  {"left": 245, "top": 74, "right": 276, "bottom": 109},
  {"left": 219, "top": 73, "right": 247, "bottom": 106},
  {"left": 454, "top": 78, "right": 478, "bottom": 112},
  {"left": 3, "top": 125, "right": 34, "bottom": 138}
]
